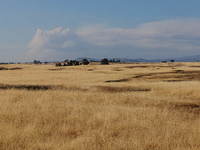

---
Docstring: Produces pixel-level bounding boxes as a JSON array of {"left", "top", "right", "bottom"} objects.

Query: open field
[{"left": 0, "top": 62, "right": 200, "bottom": 149}]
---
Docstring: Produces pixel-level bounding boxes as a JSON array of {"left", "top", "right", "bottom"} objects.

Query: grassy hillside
[{"left": 0, "top": 62, "right": 199, "bottom": 149}]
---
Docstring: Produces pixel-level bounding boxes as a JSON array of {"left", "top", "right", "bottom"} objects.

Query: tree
[
  {"left": 63, "top": 63, "right": 67, "bottom": 66},
  {"left": 101, "top": 58, "right": 109, "bottom": 65},
  {"left": 68, "top": 60, "right": 73, "bottom": 66},
  {"left": 116, "top": 60, "right": 121, "bottom": 62},
  {"left": 55, "top": 62, "right": 62, "bottom": 67},
  {"left": 74, "top": 61, "right": 79, "bottom": 65},
  {"left": 33, "top": 60, "right": 41, "bottom": 64},
  {"left": 82, "top": 58, "right": 89, "bottom": 65},
  {"left": 68, "top": 60, "right": 79, "bottom": 66}
]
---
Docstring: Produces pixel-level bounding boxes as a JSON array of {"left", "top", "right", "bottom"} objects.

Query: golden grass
[{"left": 0, "top": 62, "right": 200, "bottom": 149}]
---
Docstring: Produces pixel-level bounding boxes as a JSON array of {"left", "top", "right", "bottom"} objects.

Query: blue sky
[{"left": 1, "top": 0, "right": 200, "bottom": 62}]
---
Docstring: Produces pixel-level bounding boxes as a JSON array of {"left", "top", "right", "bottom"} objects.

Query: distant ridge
[{"left": 76, "top": 55, "right": 200, "bottom": 63}]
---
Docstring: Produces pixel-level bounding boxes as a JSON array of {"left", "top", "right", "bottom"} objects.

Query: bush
[
  {"left": 101, "top": 58, "right": 109, "bottom": 65},
  {"left": 68, "top": 60, "right": 79, "bottom": 66},
  {"left": 33, "top": 60, "right": 41, "bottom": 64},
  {"left": 74, "top": 61, "right": 79, "bottom": 65},
  {"left": 82, "top": 58, "right": 89, "bottom": 65},
  {"left": 56, "top": 62, "right": 62, "bottom": 67},
  {"left": 68, "top": 60, "right": 73, "bottom": 66}
]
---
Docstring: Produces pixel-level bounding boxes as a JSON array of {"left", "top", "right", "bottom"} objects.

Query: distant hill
[
  {"left": 76, "top": 55, "right": 200, "bottom": 63},
  {"left": 173, "top": 55, "right": 200, "bottom": 62}
]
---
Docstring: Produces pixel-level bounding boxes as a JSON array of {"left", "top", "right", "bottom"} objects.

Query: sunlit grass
[{"left": 0, "top": 62, "right": 199, "bottom": 149}]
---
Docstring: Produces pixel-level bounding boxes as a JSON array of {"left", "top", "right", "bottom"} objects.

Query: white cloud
[
  {"left": 78, "top": 18, "right": 200, "bottom": 50},
  {"left": 28, "top": 27, "right": 78, "bottom": 61},
  {"left": 27, "top": 18, "right": 200, "bottom": 60}
]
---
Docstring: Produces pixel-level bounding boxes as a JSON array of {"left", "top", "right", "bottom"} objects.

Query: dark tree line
[
  {"left": 56, "top": 60, "right": 79, "bottom": 67},
  {"left": 33, "top": 60, "right": 42, "bottom": 64},
  {"left": 56, "top": 58, "right": 90, "bottom": 67}
]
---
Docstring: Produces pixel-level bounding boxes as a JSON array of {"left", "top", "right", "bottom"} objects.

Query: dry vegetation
[{"left": 0, "top": 62, "right": 200, "bottom": 149}]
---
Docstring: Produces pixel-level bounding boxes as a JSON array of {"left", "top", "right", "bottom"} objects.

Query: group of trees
[
  {"left": 33, "top": 60, "right": 42, "bottom": 64},
  {"left": 100, "top": 58, "right": 121, "bottom": 64},
  {"left": 0, "top": 58, "right": 118, "bottom": 67},
  {"left": 0, "top": 57, "right": 122, "bottom": 66},
  {"left": 109, "top": 59, "right": 121, "bottom": 63},
  {"left": 64, "top": 59, "right": 89, "bottom": 65},
  {"left": 56, "top": 59, "right": 90, "bottom": 67},
  {"left": 56, "top": 60, "right": 79, "bottom": 67},
  {"left": 0, "top": 58, "right": 179, "bottom": 66},
  {"left": 55, "top": 58, "right": 111, "bottom": 67}
]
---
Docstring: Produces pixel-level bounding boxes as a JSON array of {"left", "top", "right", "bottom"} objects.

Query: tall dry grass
[{"left": 0, "top": 63, "right": 199, "bottom": 149}]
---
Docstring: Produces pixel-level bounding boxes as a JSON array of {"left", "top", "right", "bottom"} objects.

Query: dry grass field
[{"left": 0, "top": 62, "right": 200, "bottom": 149}]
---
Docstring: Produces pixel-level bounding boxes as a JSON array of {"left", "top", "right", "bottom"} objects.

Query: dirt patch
[
  {"left": 88, "top": 69, "right": 93, "bottom": 71},
  {"left": 105, "top": 78, "right": 131, "bottom": 83},
  {"left": 96, "top": 86, "right": 151, "bottom": 92}
]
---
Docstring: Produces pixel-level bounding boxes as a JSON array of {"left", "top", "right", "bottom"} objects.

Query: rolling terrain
[{"left": 0, "top": 62, "right": 200, "bottom": 149}]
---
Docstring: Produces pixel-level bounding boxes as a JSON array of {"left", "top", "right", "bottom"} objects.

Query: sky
[{"left": 1, "top": 0, "right": 200, "bottom": 62}]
